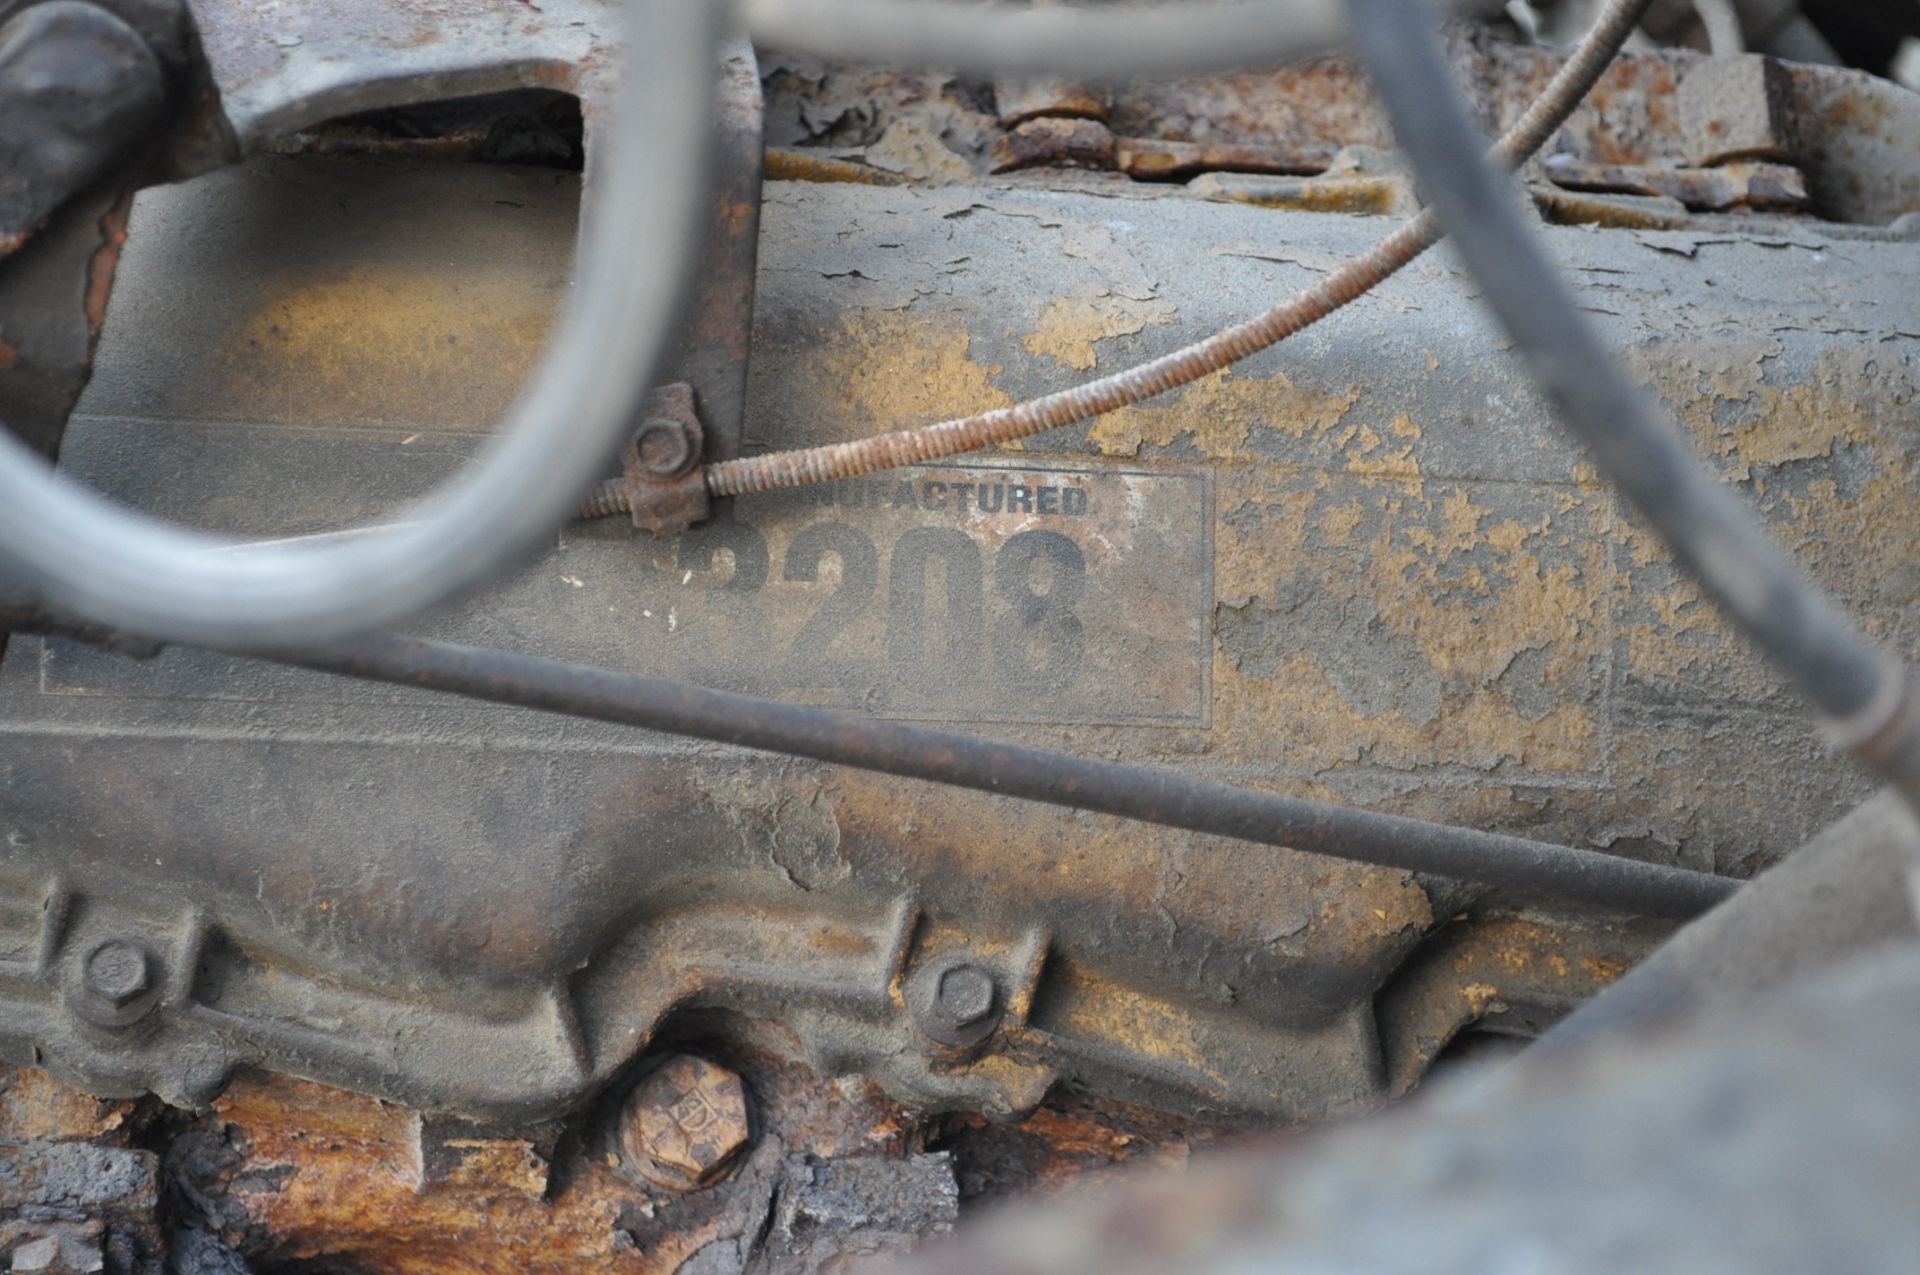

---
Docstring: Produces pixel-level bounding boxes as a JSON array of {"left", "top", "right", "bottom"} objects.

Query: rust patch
[
  {"left": 991, "top": 117, "right": 1116, "bottom": 174},
  {"left": 1210, "top": 464, "right": 1611, "bottom": 779},
  {"left": 41, "top": 1029, "right": 1245, "bottom": 1273},
  {"left": 199, "top": 1075, "right": 711, "bottom": 1275},
  {"left": 1088, "top": 366, "right": 1361, "bottom": 460},
  {"left": 939, "top": 1095, "right": 1238, "bottom": 1206},
  {"left": 0, "top": 1064, "right": 133, "bottom": 1142},
  {"left": 217, "top": 261, "right": 559, "bottom": 426},
  {"left": 1116, "top": 136, "right": 1334, "bottom": 182},
  {"left": 1022, "top": 293, "right": 1176, "bottom": 371},
  {"left": 82, "top": 193, "right": 136, "bottom": 354},
  {"left": 765, "top": 148, "right": 902, "bottom": 185},
  {"left": 1534, "top": 187, "right": 1694, "bottom": 230},
  {"left": 796, "top": 309, "right": 1012, "bottom": 436},
  {"left": 1192, "top": 172, "right": 1409, "bottom": 216},
  {"left": 1618, "top": 341, "right": 1920, "bottom": 705}
]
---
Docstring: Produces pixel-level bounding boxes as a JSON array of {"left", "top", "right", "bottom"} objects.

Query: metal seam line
[
  {"left": 0, "top": 593, "right": 1733, "bottom": 918},
  {"left": 209, "top": 627, "right": 1730, "bottom": 919}
]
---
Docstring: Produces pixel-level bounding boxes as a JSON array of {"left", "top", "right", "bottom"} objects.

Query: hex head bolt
[
  {"left": 617, "top": 1055, "right": 752, "bottom": 1192},
  {"left": 75, "top": 937, "right": 157, "bottom": 1027},
  {"left": 914, "top": 961, "right": 1003, "bottom": 1048}
]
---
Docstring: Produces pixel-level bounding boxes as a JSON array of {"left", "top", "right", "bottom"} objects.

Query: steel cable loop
[
  {"left": 0, "top": 0, "right": 716, "bottom": 648},
  {"left": 1348, "top": 0, "right": 1920, "bottom": 808},
  {"left": 707, "top": 0, "right": 1654, "bottom": 498},
  {"left": 741, "top": 0, "right": 1349, "bottom": 77}
]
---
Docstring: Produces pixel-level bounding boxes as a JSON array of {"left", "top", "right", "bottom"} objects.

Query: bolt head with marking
[
  {"left": 618, "top": 1055, "right": 751, "bottom": 1192},
  {"left": 84, "top": 939, "right": 151, "bottom": 1007}
]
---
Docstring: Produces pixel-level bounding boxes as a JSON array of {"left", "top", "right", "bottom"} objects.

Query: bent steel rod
[{"left": 232, "top": 630, "right": 1734, "bottom": 919}]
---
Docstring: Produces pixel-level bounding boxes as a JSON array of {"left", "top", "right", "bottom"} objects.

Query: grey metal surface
[
  {"left": 184, "top": 0, "right": 613, "bottom": 155},
  {"left": 894, "top": 944, "right": 1920, "bottom": 1275},
  {"left": 1533, "top": 788, "right": 1920, "bottom": 1053},
  {"left": 0, "top": 156, "right": 1915, "bottom": 1119}
]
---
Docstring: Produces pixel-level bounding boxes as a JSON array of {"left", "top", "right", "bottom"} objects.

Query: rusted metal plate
[{"left": 183, "top": 0, "right": 609, "bottom": 152}]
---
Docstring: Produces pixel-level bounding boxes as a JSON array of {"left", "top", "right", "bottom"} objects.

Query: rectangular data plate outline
[
  {"left": 719, "top": 457, "right": 1214, "bottom": 728},
  {"left": 29, "top": 453, "right": 1214, "bottom": 731}
]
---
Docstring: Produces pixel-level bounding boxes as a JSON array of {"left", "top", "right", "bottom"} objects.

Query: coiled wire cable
[
  {"left": 0, "top": 0, "right": 715, "bottom": 648},
  {"left": 706, "top": 0, "right": 1653, "bottom": 498}
]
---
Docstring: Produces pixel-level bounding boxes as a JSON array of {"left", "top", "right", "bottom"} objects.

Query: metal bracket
[{"left": 617, "top": 382, "right": 711, "bottom": 535}]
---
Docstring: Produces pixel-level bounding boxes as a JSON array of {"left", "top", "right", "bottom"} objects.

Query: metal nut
[
  {"left": 617, "top": 1055, "right": 750, "bottom": 1192},
  {"left": 83, "top": 939, "right": 150, "bottom": 1007},
  {"left": 616, "top": 382, "right": 711, "bottom": 534}
]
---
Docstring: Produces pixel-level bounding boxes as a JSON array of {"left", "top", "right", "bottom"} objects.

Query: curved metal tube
[
  {"left": 741, "top": 0, "right": 1349, "bottom": 77},
  {"left": 0, "top": 0, "right": 714, "bottom": 648}
]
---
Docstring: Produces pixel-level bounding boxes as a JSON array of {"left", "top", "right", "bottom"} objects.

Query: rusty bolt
[
  {"left": 83, "top": 939, "right": 150, "bottom": 1007},
  {"left": 631, "top": 416, "right": 698, "bottom": 478},
  {"left": 617, "top": 1055, "right": 750, "bottom": 1192},
  {"left": 914, "top": 961, "right": 1002, "bottom": 1048},
  {"left": 588, "top": 382, "right": 712, "bottom": 534}
]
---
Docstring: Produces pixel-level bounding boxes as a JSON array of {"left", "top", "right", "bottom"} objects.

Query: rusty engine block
[{"left": 2, "top": 0, "right": 1920, "bottom": 1270}]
